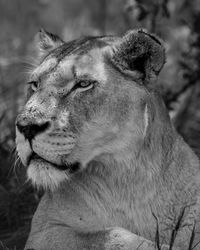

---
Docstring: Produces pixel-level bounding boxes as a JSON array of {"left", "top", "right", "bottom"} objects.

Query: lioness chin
[{"left": 16, "top": 29, "right": 200, "bottom": 250}]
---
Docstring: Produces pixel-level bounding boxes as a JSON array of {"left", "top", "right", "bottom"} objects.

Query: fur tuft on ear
[
  {"left": 35, "top": 28, "right": 64, "bottom": 58},
  {"left": 112, "top": 29, "right": 165, "bottom": 83}
]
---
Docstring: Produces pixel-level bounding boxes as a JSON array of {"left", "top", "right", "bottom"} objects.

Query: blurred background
[{"left": 0, "top": 0, "right": 200, "bottom": 249}]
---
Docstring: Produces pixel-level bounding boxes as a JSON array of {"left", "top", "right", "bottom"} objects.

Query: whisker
[
  {"left": 18, "top": 177, "right": 31, "bottom": 191},
  {"left": 8, "top": 152, "right": 22, "bottom": 183},
  {"left": 21, "top": 56, "right": 39, "bottom": 75},
  {"left": 7, "top": 154, "right": 17, "bottom": 179}
]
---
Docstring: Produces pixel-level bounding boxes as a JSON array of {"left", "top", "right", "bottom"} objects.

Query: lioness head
[{"left": 16, "top": 29, "right": 165, "bottom": 190}]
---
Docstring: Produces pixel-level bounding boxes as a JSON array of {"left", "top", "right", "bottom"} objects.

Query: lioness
[{"left": 16, "top": 29, "right": 200, "bottom": 250}]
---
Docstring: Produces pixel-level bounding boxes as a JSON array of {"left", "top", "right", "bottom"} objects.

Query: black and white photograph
[{"left": 0, "top": 0, "right": 200, "bottom": 249}]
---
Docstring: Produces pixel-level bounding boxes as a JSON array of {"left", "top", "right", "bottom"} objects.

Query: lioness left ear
[
  {"left": 36, "top": 29, "right": 64, "bottom": 57},
  {"left": 112, "top": 29, "right": 165, "bottom": 83}
]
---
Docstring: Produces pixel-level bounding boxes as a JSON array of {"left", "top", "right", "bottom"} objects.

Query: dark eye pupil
[{"left": 32, "top": 81, "right": 38, "bottom": 88}]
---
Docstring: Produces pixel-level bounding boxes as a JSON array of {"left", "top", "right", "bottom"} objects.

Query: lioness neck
[{"left": 48, "top": 127, "right": 199, "bottom": 241}]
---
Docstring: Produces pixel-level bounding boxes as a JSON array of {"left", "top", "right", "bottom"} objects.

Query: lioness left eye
[
  {"left": 77, "top": 80, "right": 94, "bottom": 88},
  {"left": 27, "top": 81, "right": 39, "bottom": 91}
]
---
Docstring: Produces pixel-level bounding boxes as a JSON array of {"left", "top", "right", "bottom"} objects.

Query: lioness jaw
[{"left": 15, "top": 29, "right": 200, "bottom": 250}]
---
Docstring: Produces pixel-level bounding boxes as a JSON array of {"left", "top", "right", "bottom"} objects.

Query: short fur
[{"left": 15, "top": 29, "right": 200, "bottom": 250}]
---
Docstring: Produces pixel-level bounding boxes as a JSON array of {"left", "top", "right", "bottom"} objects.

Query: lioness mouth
[{"left": 29, "top": 152, "right": 80, "bottom": 173}]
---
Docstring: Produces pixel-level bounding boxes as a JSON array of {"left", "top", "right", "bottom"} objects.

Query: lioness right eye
[{"left": 27, "top": 81, "right": 39, "bottom": 91}]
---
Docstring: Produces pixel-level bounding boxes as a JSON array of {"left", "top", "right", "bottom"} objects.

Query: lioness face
[{"left": 16, "top": 30, "right": 165, "bottom": 189}]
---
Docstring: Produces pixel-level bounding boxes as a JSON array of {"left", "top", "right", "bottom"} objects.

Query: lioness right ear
[
  {"left": 35, "top": 29, "right": 64, "bottom": 58},
  {"left": 111, "top": 29, "right": 165, "bottom": 83}
]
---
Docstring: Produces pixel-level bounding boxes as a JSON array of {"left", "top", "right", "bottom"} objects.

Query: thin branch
[
  {"left": 188, "top": 221, "right": 196, "bottom": 249},
  {"left": 152, "top": 212, "right": 162, "bottom": 250},
  {"left": 169, "top": 207, "right": 186, "bottom": 250}
]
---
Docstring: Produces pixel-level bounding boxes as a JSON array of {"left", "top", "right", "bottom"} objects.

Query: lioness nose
[{"left": 16, "top": 121, "right": 50, "bottom": 141}]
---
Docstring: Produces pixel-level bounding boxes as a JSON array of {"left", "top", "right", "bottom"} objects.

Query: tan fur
[{"left": 15, "top": 29, "right": 200, "bottom": 250}]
